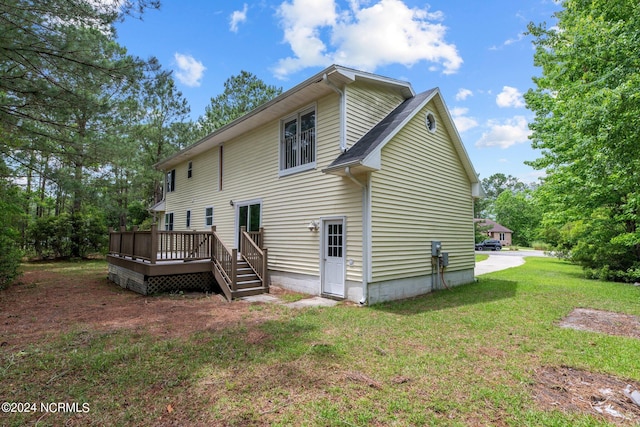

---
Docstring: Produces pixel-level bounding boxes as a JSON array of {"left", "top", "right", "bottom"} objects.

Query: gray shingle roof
[
  {"left": 324, "top": 89, "right": 436, "bottom": 171},
  {"left": 474, "top": 218, "right": 513, "bottom": 233}
]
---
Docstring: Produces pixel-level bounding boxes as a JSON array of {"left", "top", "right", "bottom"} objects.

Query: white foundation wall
[{"left": 366, "top": 268, "right": 474, "bottom": 305}]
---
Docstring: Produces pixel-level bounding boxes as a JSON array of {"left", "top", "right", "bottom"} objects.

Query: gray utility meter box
[
  {"left": 431, "top": 241, "right": 441, "bottom": 257},
  {"left": 441, "top": 252, "right": 449, "bottom": 267}
]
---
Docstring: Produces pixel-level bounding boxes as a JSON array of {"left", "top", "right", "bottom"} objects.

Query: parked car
[{"left": 475, "top": 239, "right": 502, "bottom": 251}]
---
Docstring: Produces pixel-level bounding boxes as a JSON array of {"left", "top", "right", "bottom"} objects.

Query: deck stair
[
  {"left": 211, "top": 226, "right": 269, "bottom": 300},
  {"left": 233, "top": 259, "right": 269, "bottom": 297}
]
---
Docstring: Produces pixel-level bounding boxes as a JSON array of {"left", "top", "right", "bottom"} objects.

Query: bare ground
[
  {"left": 533, "top": 366, "right": 640, "bottom": 425},
  {"left": 558, "top": 307, "right": 640, "bottom": 339},
  {"left": 531, "top": 308, "right": 640, "bottom": 425},
  {"left": 0, "top": 268, "right": 279, "bottom": 347}
]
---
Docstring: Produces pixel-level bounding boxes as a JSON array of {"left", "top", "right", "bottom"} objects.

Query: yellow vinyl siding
[
  {"left": 164, "top": 149, "right": 219, "bottom": 231},
  {"left": 164, "top": 92, "right": 364, "bottom": 283},
  {"left": 345, "top": 81, "right": 404, "bottom": 148},
  {"left": 370, "top": 104, "right": 475, "bottom": 282}
]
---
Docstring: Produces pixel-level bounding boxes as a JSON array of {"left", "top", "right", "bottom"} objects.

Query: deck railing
[
  {"left": 240, "top": 226, "right": 268, "bottom": 288},
  {"left": 108, "top": 225, "right": 212, "bottom": 264},
  {"left": 211, "top": 226, "right": 237, "bottom": 292}
]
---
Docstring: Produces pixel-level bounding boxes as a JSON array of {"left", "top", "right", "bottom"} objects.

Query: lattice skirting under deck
[
  {"left": 146, "top": 272, "right": 214, "bottom": 294},
  {"left": 108, "top": 264, "right": 215, "bottom": 295}
]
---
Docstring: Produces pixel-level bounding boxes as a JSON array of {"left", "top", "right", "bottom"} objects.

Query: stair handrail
[
  {"left": 211, "top": 226, "right": 237, "bottom": 291},
  {"left": 240, "top": 226, "right": 268, "bottom": 288}
]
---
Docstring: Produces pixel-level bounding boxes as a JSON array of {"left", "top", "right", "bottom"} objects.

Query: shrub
[
  {"left": 28, "top": 211, "right": 107, "bottom": 259},
  {"left": 531, "top": 241, "right": 551, "bottom": 251}
]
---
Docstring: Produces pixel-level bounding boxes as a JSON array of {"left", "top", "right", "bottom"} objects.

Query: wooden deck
[{"left": 107, "top": 226, "right": 269, "bottom": 298}]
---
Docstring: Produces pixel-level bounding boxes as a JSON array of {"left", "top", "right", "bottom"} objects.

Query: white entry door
[{"left": 322, "top": 219, "right": 345, "bottom": 297}]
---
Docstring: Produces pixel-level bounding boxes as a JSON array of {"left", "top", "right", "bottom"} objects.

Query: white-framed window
[
  {"left": 205, "top": 206, "right": 214, "bottom": 227},
  {"left": 280, "top": 106, "right": 316, "bottom": 175},
  {"left": 164, "top": 212, "right": 174, "bottom": 231},
  {"left": 187, "top": 161, "right": 193, "bottom": 179},
  {"left": 166, "top": 169, "right": 176, "bottom": 193},
  {"left": 499, "top": 233, "right": 505, "bottom": 241},
  {"left": 186, "top": 210, "right": 191, "bottom": 228}
]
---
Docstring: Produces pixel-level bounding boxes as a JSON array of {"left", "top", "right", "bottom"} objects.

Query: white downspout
[
  {"left": 323, "top": 74, "right": 347, "bottom": 152},
  {"left": 346, "top": 166, "right": 369, "bottom": 305}
]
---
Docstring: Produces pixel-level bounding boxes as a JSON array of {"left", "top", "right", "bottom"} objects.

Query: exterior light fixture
[
  {"left": 229, "top": 200, "right": 234, "bottom": 207},
  {"left": 307, "top": 220, "right": 319, "bottom": 232}
]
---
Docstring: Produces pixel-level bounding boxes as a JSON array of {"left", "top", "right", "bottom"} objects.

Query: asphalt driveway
[{"left": 475, "top": 250, "right": 547, "bottom": 276}]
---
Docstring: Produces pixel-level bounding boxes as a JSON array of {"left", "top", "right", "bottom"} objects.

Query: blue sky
[{"left": 115, "top": 0, "right": 561, "bottom": 183}]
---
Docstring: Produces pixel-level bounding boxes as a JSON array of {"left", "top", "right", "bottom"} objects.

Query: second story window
[
  {"left": 280, "top": 107, "right": 315, "bottom": 175},
  {"left": 187, "top": 162, "right": 193, "bottom": 179},
  {"left": 166, "top": 169, "right": 176, "bottom": 193}
]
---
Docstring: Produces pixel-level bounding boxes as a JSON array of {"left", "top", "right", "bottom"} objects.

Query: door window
[
  {"left": 326, "top": 223, "right": 343, "bottom": 258},
  {"left": 238, "top": 202, "right": 261, "bottom": 249}
]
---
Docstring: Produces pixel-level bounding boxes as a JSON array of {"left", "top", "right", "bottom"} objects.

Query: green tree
[
  {"left": 494, "top": 190, "right": 541, "bottom": 247},
  {"left": 196, "top": 71, "right": 282, "bottom": 137},
  {"left": 0, "top": 161, "right": 24, "bottom": 287},
  {"left": 474, "top": 173, "right": 528, "bottom": 218},
  {"left": 0, "top": 0, "right": 161, "bottom": 262},
  {"left": 525, "top": 0, "right": 640, "bottom": 280},
  {"left": 0, "top": 0, "right": 159, "bottom": 143}
]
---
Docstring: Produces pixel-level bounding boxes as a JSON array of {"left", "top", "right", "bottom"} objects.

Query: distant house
[
  {"left": 474, "top": 218, "right": 512, "bottom": 246},
  {"left": 108, "top": 64, "right": 482, "bottom": 304}
]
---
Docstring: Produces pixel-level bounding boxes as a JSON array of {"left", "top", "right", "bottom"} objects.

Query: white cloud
[
  {"left": 475, "top": 116, "right": 531, "bottom": 149},
  {"left": 173, "top": 53, "right": 206, "bottom": 87},
  {"left": 489, "top": 31, "right": 526, "bottom": 50},
  {"left": 230, "top": 4, "right": 248, "bottom": 33},
  {"left": 273, "top": 0, "right": 462, "bottom": 79},
  {"left": 504, "top": 32, "right": 525, "bottom": 46},
  {"left": 496, "top": 86, "right": 525, "bottom": 108},
  {"left": 455, "top": 88, "right": 472, "bottom": 101},
  {"left": 450, "top": 107, "right": 478, "bottom": 133}
]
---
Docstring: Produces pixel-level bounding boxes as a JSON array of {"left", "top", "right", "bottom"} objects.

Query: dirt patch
[
  {"left": 0, "top": 268, "right": 277, "bottom": 347},
  {"left": 533, "top": 366, "right": 640, "bottom": 425},
  {"left": 559, "top": 308, "right": 640, "bottom": 339}
]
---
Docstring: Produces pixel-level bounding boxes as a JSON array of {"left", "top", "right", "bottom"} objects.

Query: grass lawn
[
  {"left": 1, "top": 258, "right": 640, "bottom": 426},
  {"left": 475, "top": 254, "right": 489, "bottom": 263}
]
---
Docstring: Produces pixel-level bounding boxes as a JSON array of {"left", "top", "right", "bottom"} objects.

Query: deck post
[
  {"left": 131, "top": 226, "right": 137, "bottom": 261},
  {"left": 210, "top": 226, "right": 216, "bottom": 261},
  {"left": 259, "top": 227, "right": 264, "bottom": 248},
  {"left": 231, "top": 248, "right": 238, "bottom": 291},
  {"left": 150, "top": 224, "right": 158, "bottom": 264},
  {"left": 240, "top": 226, "right": 246, "bottom": 253},
  {"left": 119, "top": 226, "right": 125, "bottom": 255},
  {"left": 108, "top": 227, "right": 113, "bottom": 255},
  {"left": 262, "top": 247, "right": 269, "bottom": 289}
]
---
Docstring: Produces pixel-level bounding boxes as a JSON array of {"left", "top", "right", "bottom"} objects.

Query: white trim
[
  {"left": 366, "top": 174, "right": 373, "bottom": 284},
  {"left": 278, "top": 104, "right": 317, "bottom": 175},
  {"left": 155, "top": 65, "right": 415, "bottom": 171},
  {"left": 164, "top": 212, "right": 174, "bottom": 231},
  {"left": 234, "top": 198, "right": 263, "bottom": 249},
  {"left": 320, "top": 216, "right": 346, "bottom": 298},
  {"left": 354, "top": 89, "right": 480, "bottom": 188},
  {"left": 204, "top": 206, "right": 214, "bottom": 227},
  {"left": 278, "top": 162, "right": 316, "bottom": 177},
  {"left": 425, "top": 110, "right": 437, "bottom": 133},
  {"left": 361, "top": 91, "right": 436, "bottom": 168}
]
